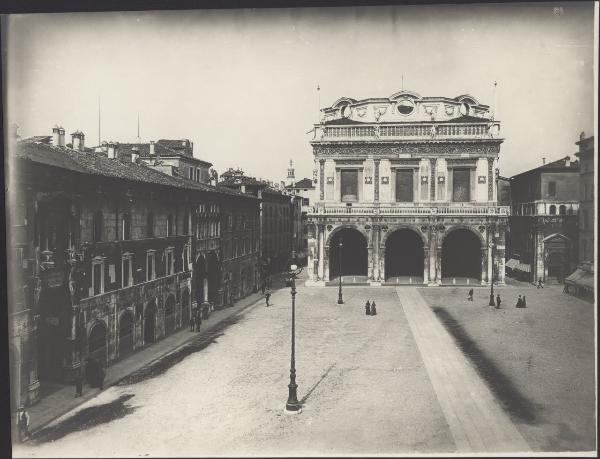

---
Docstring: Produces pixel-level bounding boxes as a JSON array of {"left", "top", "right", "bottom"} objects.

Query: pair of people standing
[
  {"left": 365, "top": 300, "right": 377, "bottom": 316},
  {"left": 516, "top": 295, "right": 527, "bottom": 308},
  {"left": 264, "top": 288, "right": 272, "bottom": 307}
]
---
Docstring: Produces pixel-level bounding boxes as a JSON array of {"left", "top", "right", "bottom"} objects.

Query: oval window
[
  {"left": 397, "top": 99, "right": 415, "bottom": 115},
  {"left": 341, "top": 105, "right": 351, "bottom": 118},
  {"left": 460, "top": 102, "right": 470, "bottom": 116}
]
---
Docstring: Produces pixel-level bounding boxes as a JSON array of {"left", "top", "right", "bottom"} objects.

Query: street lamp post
[
  {"left": 285, "top": 262, "right": 303, "bottom": 413},
  {"left": 337, "top": 239, "right": 344, "bottom": 304},
  {"left": 489, "top": 237, "right": 496, "bottom": 306}
]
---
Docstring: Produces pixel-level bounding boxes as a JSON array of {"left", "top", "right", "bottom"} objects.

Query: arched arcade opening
[
  {"left": 118, "top": 312, "right": 134, "bottom": 359},
  {"left": 329, "top": 228, "right": 368, "bottom": 280},
  {"left": 144, "top": 300, "right": 157, "bottom": 344},
  {"left": 385, "top": 229, "right": 424, "bottom": 283},
  {"left": 441, "top": 229, "right": 482, "bottom": 283}
]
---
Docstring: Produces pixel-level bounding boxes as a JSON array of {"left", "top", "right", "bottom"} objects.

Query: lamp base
[{"left": 284, "top": 406, "right": 302, "bottom": 415}]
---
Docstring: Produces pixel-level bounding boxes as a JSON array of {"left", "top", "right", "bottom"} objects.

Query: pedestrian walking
[
  {"left": 495, "top": 294, "right": 501, "bottom": 309},
  {"left": 562, "top": 284, "right": 569, "bottom": 293},
  {"left": 537, "top": 279, "right": 544, "bottom": 289},
  {"left": 202, "top": 303, "right": 209, "bottom": 320},
  {"left": 365, "top": 300, "right": 371, "bottom": 316},
  {"left": 467, "top": 289, "right": 474, "bottom": 301},
  {"left": 522, "top": 295, "right": 527, "bottom": 308},
  {"left": 516, "top": 295, "right": 523, "bottom": 308},
  {"left": 265, "top": 288, "right": 272, "bottom": 307},
  {"left": 371, "top": 301, "right": 377, "bottom": 315},
  {"left": 190, "top": 311, "right": 195, "bottom": 332},
  {"left": 75, "top": 370, "right": 83, "bottom": 397},
  {"left": 17, "top": 406, "right": 30, "bottom": 442},
  {"left": 195, "top": 308, "right": 202, "bottom": 331}
]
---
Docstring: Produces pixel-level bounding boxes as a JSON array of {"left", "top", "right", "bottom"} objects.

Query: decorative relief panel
[
  {"left": 381, "top": 176, "right": 389, "bottom": 185},
  {"left": 430, "top": 158, "right": 436, "bottom": 201},
  {"left": 478, "top": 176, "right": 487, "bottom": 184},
  {"left": 314, "top": 143, "right": 500, "bottom": 157},
  {"left": 487, "top": 158, "right": 494, "bottom": 201}
]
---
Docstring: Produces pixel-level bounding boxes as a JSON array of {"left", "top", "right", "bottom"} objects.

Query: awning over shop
[
  {"left": 505, "top": 258, "right": 520, "bottom": 269},
  {"left": 515, "top": 262, "right": 531, "bottom": 273},
  {"left": 565, "top": 268, "right": 595, "bottom": 290}
]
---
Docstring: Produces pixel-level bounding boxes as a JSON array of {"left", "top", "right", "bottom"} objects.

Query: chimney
[
  {"left": 580, "top": 131, "right": 585, "bottom": 141},
  {"left": 131, "top": 146, "right": 139, "bottom": 163},
  {"left": 565, "top": 156, "right": 570, "bottom": 167},
  {"left": 542, "top": 157, "right": 546, "bottom": 165},
  {"left": 58, "top": 126, "right": 66, "bottom": 147},
  {"left": 71, "top": 130, "right": 85, "bottom": 151},
  {"left": 52, "top": 126, "right": 61, "bottom": 146},
  {"left": 107, "top": 141, "right": 117, "bottom": 159},
  {"left": 149, "top": 140, "right": 155, "bottom": 156}
]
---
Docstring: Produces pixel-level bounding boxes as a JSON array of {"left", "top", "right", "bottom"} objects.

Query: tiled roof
[
  {"left": 511, "top": 156, "right": 580, "bottom": 179},
  {"left": 286, "top": 178, "right": 314, "bottom": 189},
  {"left": 13, "top": 140, "right": 251, "bottom": 198},
  {"left": 219, "top": 175, "right": 266, "bottom": 187}
]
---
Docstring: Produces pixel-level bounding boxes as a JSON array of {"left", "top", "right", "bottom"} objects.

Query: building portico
[{"left": 305, "top": 90, "right": 508, "bottom": 287}]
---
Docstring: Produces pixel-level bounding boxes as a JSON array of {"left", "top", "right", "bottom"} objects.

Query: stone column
[
  {"left": 373, "top": 225, "right": 380, "bottom": 281},
  {"left": 497, "top": 225, "right": 506, "bottom": 284},
  {"left": 423, "top": 247, "right": 430, "bottom": 284},
  {"left": 203, "top": 278, "right": 209, "bottom": 302},
  {"left": 317, "top": 225, "right": 325, "bottom": 280},
  {"left": 533, "top": 227, "right": 545, "bottom": 284},
  {"left": 435, "top": 245, "right": 442, "bottom": 284},
  {"left": 324, "top": 246, "right": 330, "bottom": 282},
  {"left": 481, "top": 246, "right": 488, "bottom": 285},
  {"left": 374, "top": 160, "right": 380, "bottom": 202}
]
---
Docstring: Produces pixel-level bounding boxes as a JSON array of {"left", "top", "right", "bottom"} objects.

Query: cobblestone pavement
[
  {"left": 419, "top": 283, "right": 596, "bottom": 453},
  {"left": 13, "top": 284, "right": 455, "bottom": 457}
]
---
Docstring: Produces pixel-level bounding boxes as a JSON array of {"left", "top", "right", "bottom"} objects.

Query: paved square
[{"left": 15, "top": 285, "right": 454, "bottom": 457}]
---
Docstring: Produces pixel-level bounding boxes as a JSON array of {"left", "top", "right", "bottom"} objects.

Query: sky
[{"left": 5, "top": 2, "right": 597, "bottom": 182}]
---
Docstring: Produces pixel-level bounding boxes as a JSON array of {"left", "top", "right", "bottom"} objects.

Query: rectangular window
[
  {"left": 340, "top": 170, "right": 358, "bottom": 202},
  {"left": 548, "top": 181, "right": 556, "bottom": 197},
  {"left": 122, "top": 254, "right": 133, "bottom": 287},
  {"left": 165, "top": 248, "right": 174, "bottom": 275},
  {"left": 452, "top": 168, "right": 471, "bottom": 202},
  {"left": 146, "top": 251, "right": 156, "bottom": 281},
  {"left": 395, "top": 169, "right": 414, "bottom": 202},
  {"left": 92, "top": 258, "right": 105, "bottom": 296},
  {"left": 189, "top": 168, "right": 193, "bottom": 180}
]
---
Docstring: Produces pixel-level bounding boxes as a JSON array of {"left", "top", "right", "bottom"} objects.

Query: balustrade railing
[
  {"left": 317, "top": 122, "right": 499, "bottom": 141},
  {"left": 309, "top": 205, "right": 509, "bottom": 216}
]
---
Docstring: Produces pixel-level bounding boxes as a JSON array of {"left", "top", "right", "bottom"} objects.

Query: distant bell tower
[{"left": 286, "top": 159, "right": 295, "bottom": 187}]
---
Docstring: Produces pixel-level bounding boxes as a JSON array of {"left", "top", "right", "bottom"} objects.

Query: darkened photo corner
[{"left": 3, "top": 2, "right": 597, "bottom": 458}]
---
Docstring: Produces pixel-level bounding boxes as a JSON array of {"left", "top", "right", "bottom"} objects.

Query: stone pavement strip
[
  {"left": 24, "top": 290, "right": 266, "bottom": 438},
  {"left": 396, "top": 287, "right": 531, "bottom": 454}
]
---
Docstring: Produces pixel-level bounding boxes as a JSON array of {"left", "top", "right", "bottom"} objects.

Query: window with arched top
[
  {"left": 559, "top": 205, "right": 566, "bottom": 215},
  {"left": 93, "top": 211, "right": 103, "bottom": 242},
  {"left": 549, "top": 205, "right": 557, "bottom": 215},
  {"left": 147, "top": 213, "right": 155, "bottom": 238}
]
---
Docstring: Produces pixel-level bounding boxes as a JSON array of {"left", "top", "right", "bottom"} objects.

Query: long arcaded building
[{"left": 305, "top": 90, "right": 509, "bottom": 286}]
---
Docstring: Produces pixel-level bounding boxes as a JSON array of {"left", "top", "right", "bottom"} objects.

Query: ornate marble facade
[{"left": 305, "top": 90, "right": 509, "bottom": 286}]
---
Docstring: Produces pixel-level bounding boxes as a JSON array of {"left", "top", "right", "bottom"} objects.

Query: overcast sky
[{"left": 5, "top": 3, "right": 596, "bottom": 181}]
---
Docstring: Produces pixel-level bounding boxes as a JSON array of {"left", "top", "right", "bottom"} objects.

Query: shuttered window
[
  {"left": 395, "top": 169, "right": 414, "bottom": 202},
  {"left": 340, "top": 170, "right": 358, "bottom": 202},
  {"left": 452, "top": 168, "right": 470, "bottom": 202}
]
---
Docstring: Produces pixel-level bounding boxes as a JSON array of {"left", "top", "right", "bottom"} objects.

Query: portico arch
[
  {"left": 328, "top": 227, "right": 368, "bottom": 279},
  {"left": 384, "top": 228, "right": 424, "bottom": 281},
  {"left": 87, "top": 320, "right": 108, "bottom": 366},
  {"left": 441, "top": 227, "right": 482, "bottom": 281}
]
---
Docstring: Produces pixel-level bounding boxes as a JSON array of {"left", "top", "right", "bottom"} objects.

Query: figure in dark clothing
[
  {"left": 265, "top": 289, "right": 272, "bottom": 307},
  {"left": 365, "top": 300, "right": 371, "bottom": 316},
  {"left": 190, "top": 312, "right": 195, "bottom": 332},
  {"left": 467, "top": 289, "right": 474, "bottom": 301},
  {"left": 537, "top": 279, "right": 544, "bottom": 289},
  {"left": 370, "top": 301, "right": 377, "bottom": 315},
  {"left": 202, "top": 303, "right": 209, "bottom": 320},
  {"left": 98, "top": 366, "right": 105, "bottom": 390},
  {"left": 495, "top": 294, "right": 501, "bottom": 309},
  {"left": 563, "top": 284, "right": 569, "bottom": 293},
  {"left": 516, "top": 295, "right": 523, "bottom": 308},
  {"left": 522, "top": 296, "right": 527, "bottom": 308},
  {"left": 17, "top": 407, "right": 30, "bottom": 442},
  {"left": 75, "top": 371, "right": 83, "bottom": 397},
  {"left": 195, "top": 309, "right": 202, "bottom": 331}
]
